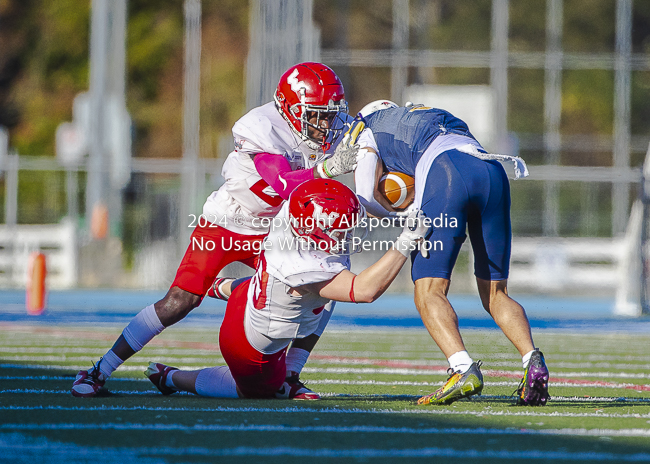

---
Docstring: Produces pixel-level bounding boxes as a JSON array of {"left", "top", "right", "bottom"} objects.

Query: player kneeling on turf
[{"left": 146, "top": 178, "right": 429, "bottom": 399}]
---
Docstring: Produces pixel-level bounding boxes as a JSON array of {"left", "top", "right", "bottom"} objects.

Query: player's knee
[
  {"left": 414, "top": 277, "right": 449, "bottom": 299},
  {"left": 477, "top": 278, "right": 509, "bottom": 313},
  {"left": 155, "top": 287, "right": 202, "bottom": 325}
]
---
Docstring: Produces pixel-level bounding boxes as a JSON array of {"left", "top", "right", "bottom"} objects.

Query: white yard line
[{"left": 3, "top": 375, "right": 650, "bottom": 391}]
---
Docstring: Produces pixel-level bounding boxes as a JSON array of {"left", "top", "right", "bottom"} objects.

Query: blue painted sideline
[{"left": 1, "top": 290, "right": 648, "bottom": 332}]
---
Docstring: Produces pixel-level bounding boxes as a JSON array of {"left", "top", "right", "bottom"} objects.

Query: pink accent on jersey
[{"left": 253, "top": 153, "right": 314, "bottom": 200}]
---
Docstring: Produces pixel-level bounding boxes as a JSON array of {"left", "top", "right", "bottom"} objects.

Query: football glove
[
  {"left": 317, "top": 119, "right": 366, "bottom": 178},
  {"left": 393, "top": 208, "right": 430, "bottom": 257}
]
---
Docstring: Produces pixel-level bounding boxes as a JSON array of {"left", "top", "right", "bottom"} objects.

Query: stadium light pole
[
  {"left": 391, "top": 0, "right": 409, "bottom": 105},
  {"left": 87, "top": 0, "right": 110, "bottom": 237},
  {"left": 543, "top": 0, "right": 562, "bottom": 237},
  {"left": 179, "top": 0, "right": 201, "bottom": 255},
  {"left": 490, "top": 0, "right": 509, "bottom": 156},
  {"left": 613, "top": 0, "right": 632, "bottom": 237}
]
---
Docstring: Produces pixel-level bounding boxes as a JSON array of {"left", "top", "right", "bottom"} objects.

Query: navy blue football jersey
[{"left": 362, "top": 106, "right": 477, "bottom": 176}]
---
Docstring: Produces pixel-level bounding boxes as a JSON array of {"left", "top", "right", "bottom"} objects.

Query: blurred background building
[{"left": 0, "top": 0, "right": 649, "bottom": 313}]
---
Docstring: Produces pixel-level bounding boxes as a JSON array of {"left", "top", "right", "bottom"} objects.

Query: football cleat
[
  {"left": 417, "top": 361, "right": 484, "bottom": 405},
  {"left": 516, "top": 349, "right": 550, "bottom": 406},
  {"left": 275, "top": 371, "right": 321, "bottom": 400},
  {"left": 206, "top": 277, "right": 233, "bottom": 301},
  {"left": 71, "top": 359, "right": 107, "bottom": 398},
  {"left": 145, "top": 362, "right": 179, "bottom": 395}
]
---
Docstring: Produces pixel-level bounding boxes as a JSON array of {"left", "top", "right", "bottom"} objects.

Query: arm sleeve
[
  {"left": 253, "top": 152, "right": 315, "bottom": 200},
  {"left": 354, "top": 148, "right": 397, "bottom": 219}
]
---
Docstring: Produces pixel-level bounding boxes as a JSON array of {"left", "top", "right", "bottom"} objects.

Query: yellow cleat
[{"left": 418, "top": 361, "right": 484, "bottom": 405}]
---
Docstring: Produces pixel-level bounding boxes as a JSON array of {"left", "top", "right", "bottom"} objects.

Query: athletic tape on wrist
[
  {"left": 317, "top": 162, "right": 329, "bottom": 179},
  {"left": 322, "top": 160, "right": 334, "bottom": 178}
]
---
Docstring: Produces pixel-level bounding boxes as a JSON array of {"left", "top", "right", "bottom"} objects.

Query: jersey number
[{"left": 250, "top": 179, "right": 283, "bottom": 207}]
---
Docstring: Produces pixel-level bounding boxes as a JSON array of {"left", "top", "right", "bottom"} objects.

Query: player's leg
[
  {"left": 207, "top": 276, "right": 331, "bottom": 399},
  {"left": 145, "top": 362, "right": 240, "bottom": 398},
  {"left": 217, "top": 279, "right": 291, "bottom": 399},
  {"left": 414, "top": 278, "right": 484, "bottom": 405},
  {"left": 281, "top": 301, "right": 336, "bottom": 400},
  {"left": 71, "top": 286, "right": 203, "bottom": 398},
  {"left": 468, "top": 158, "right": 549, "bottom": 406},
  {"left": 205, "top": 276, "right": 251, "bottom": 301},
  {"left": 145, "top": 277, "right": 256, "bottom": 398},
  {"left": 71, "top": 225, "right": 246, "bottom": 398},
  {"left": 476, "top": 278, "right": 534, "bottom": 356},
  {"left": 413, "top": 277, "right": 465, "bottom": 358},
  {"left": 412, "top": 151, "right": 483, "bottom": 405}
]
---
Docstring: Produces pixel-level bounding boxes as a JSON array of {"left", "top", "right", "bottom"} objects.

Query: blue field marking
[
  {"left": 2, "top": 432, "right": 650, "bottom": 463},
  {"left": 1, "top": 290, "right": 648, "bottom": 332}
]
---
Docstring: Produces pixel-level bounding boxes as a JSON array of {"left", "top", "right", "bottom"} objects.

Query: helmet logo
[
  {"left": 287, "top": 68, "right": 306, "bottom": 95},
  {"left": 312, "top": 203, "right": 339, "bottom": 229}
]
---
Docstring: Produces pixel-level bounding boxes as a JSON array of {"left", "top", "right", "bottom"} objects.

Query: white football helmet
[{"left": 357, "top": 99, "right": 398, "bottom": 118}]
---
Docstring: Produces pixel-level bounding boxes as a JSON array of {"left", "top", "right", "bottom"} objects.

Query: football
[{"left": 378, "top": 172, "right": 415, "bottom": 210}]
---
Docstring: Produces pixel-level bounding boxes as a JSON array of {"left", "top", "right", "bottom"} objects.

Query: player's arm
[
  {"left": 253, "top": 146, "right": 359, "bottom": 200},
  {"left": 354, "top": 147, "right": 398, "bottom": 217},
  {"left": 253, "top": 153, "right": 316, "bottom": 200},
  {"left": 309, "top": 250, "right": 407, "bottom": 303},
  {"left": 302, "top": 209, "right": 430, "bottom": 303}
]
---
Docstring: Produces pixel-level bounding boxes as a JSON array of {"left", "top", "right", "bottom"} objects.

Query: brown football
[{"left": 378, "top": 172, "right": 415, "bottom": 210}]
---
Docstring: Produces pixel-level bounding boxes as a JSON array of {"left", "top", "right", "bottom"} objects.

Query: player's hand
[
  {"left": 394, "top": 203, "right": 418, "bottom": 218},
  {"left": 393, "top": 208, "right": 431, "bottom": 258},
  {"left": 317, "top": 119, "right": 366, "bottom": 178},
  {"left": 319, "top": 142, "right": 359, "bottom": 177}
]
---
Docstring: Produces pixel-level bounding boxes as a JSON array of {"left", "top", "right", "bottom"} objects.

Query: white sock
[
  {"left": 522, "top": 349, "right": 536, "bottom": 369},
  {"left": 166, "top": 370, "right": 177, "bottom": 389},
  {"left": 195, "top": 366, "right": 238, "bottom": 398},
  {"left": 448, "top": 350, "right": 473, "bottom": 373},
  {"left": 122, "top": 304, "right": 165, "bottom": 352},
  {"left": 97, "top": 349, "right": 123, "bottom": 380},
  {"left": 285, "top": 347, "right": 310, "bottom": 376}
]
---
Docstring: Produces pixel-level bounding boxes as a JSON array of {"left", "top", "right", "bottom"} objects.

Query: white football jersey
[
  {"left": 244, "top": 204, "right": 350, "bottom": 354},
  {"left": 202, "top": 102, "right": 321, "bottom": 235}
]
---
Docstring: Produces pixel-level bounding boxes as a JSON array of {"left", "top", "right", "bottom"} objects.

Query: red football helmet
[
  {"left": 274, "top": 62, "right": 348, "bottom": 152},
  {"left": 288, "top": 178, "right": 365, "bottom": 254}
]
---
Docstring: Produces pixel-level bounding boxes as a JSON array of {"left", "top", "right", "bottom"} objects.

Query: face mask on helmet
[
  {"left": 274, "top": 62, "right": 348, "bottom": 153},
  {"left": 288, "top": 178, "right": 368, "bottom": 255}
]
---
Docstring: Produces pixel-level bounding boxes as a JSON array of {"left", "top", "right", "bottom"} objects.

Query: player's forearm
[
  {"left": 355, "top": 148, "right": 396, "bottom": 218},
  {"left": 352, "top": 250, "right": 407, "bottom": 303}
]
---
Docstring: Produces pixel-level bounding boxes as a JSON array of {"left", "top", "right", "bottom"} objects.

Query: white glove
[
  {"left": 318, "top": 140, "right": 360, "bottom": 178},
  {"left": 393, "top": 208, "right": 431, "bottom": 257},
  {"left": 317, "top": 119, "right": 366, "bottom": 178},
  {"left": 395, "top": 203, "right": 418, "bottom": 218}
]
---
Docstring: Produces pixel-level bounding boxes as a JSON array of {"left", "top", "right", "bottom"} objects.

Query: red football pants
[
  {"left": 219, "top": 279, "right": 286, "bottom": 398},
  {"left": 171, "top": 225, "right": 264, "bottom": 296}
]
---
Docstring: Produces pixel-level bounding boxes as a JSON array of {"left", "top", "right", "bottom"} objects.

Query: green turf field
[{"left": 1, "top": 323, "right": 650, "bottom": 463}]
